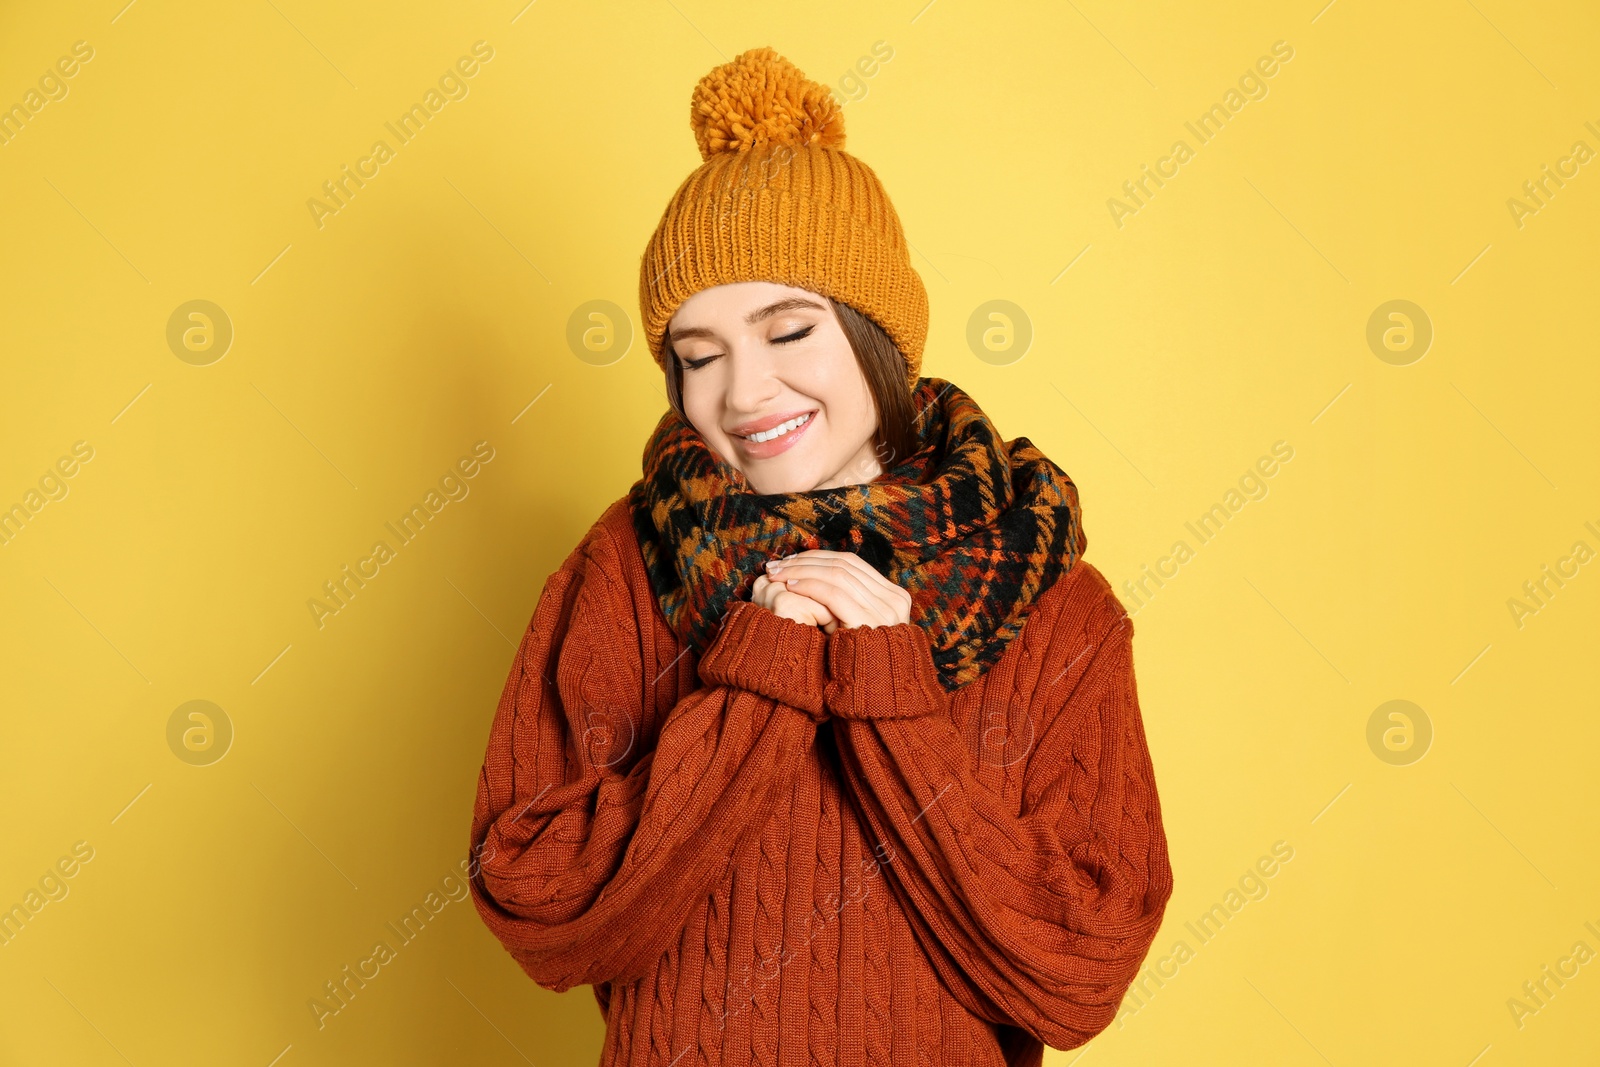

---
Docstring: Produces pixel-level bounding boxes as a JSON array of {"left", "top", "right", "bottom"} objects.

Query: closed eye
[
  {"left": 774, "top": 325, "right": 814, "bottom": 344},
  {"left": 680, "top": 325, "right": 814, "bottom": 371}
]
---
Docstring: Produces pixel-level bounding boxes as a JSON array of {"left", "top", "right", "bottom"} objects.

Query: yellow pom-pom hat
[{"left": 638, "top": 46, "right": 929, "bottom": 388}]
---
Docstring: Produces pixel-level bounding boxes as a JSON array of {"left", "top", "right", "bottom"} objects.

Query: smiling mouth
[{"left": 735, "top": 411, "right": 814, "bottom": 443}]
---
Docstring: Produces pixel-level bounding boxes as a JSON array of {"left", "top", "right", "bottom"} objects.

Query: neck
[{"left": 813, "top": 441, "right": 884, "bottom": 490}]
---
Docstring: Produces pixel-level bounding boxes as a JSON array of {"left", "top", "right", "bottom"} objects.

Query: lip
[
  {"left": 728, "top": 409, "right": 815, "bottom": 437},
  {"left": 729, "top": 409, "right": 817, "bottom": 461}
]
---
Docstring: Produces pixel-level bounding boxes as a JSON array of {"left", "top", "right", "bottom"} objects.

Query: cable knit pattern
[
  {"left": 749, "top": 778, "right": 787, "bottom": 1067},
  {"left": 825, "top": 621, "right": 948, "bottom": 721},
  {"left": 700, "top": 599, "right": 830, "bottom": 721},
  {"left": 697, "top": 881, "right": 730, "bottom": 1064},
  {"left": 861, "top": 867, "right": 893, "bottom": 1067},
  {"left": 468, "top": 497, "right": 1174, "bottom": 1065},
  {"left": 807, "top": 775, "right": 836, "bottom": 1063}
]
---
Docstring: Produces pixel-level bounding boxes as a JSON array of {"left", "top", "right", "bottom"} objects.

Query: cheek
[
  {"left": 679, "top": 375, "right": 721, "bottom": 435},
  {"left": 790, "top": 346, "right": 868, "bottom": 414},
  {"left": 806, "top": 379, "right": 872, "bottom": 450}
]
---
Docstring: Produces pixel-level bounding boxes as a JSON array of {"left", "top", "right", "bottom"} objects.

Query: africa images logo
[{"left": 306, "top": 41, "right": 495, "bottom": 230}]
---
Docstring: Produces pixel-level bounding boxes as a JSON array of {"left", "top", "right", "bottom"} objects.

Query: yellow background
[{"left": 2, "top": 0, "right": 1597, "bottom": 1063}]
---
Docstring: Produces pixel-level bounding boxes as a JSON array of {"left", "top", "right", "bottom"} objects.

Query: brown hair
[{"left": 662, "top": 296, "right": 918, "bottom": 473}]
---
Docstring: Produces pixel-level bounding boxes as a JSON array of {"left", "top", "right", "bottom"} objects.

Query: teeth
[{"left": 747, "top": 412, "right": 811, "bottom": 444}]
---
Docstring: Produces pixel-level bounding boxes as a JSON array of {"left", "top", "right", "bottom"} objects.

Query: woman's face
[{"left": 667, "top": 281, "right": 882, "bottom": 495}]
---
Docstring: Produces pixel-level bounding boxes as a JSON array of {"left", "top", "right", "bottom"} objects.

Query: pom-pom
[{"left": 689, "top": 46, "right": 845, "bottom": 161}]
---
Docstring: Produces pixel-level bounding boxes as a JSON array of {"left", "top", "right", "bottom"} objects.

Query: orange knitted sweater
[{"left": 468, "top": 497, "right": 1173, "bottom": 1066}]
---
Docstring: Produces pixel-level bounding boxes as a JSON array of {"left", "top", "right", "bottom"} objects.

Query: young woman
[{"left": 468, "top": 47, "right": 1173, "bottom": 1067}]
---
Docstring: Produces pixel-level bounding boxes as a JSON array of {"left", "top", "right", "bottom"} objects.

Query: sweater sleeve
[
  {"left": 467, "top": 518, "right": 828, "bottom": 992},
  {"left": 824, "top": 578, "right": 1173, "bottom": 1051}
]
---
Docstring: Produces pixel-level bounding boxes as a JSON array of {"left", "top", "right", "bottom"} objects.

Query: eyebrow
[{"left": 667, "top": 297, "right": 828, "bottom": 343}]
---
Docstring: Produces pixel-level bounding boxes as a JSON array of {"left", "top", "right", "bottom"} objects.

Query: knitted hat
[{"left": 638, "top": 46, "right": 929, "bottom": 388}]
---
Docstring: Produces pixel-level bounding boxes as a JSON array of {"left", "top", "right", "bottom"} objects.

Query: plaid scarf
[{"left": 626, "top": 378, "right": 1087, "bottom": 690}]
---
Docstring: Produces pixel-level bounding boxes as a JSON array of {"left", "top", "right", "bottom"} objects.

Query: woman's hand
[
  {"left": 751, "top": 572, "right": 837, "bottom": 629},
  {"left": 763, "top": 550, "right": 912, "bottom": 633}
]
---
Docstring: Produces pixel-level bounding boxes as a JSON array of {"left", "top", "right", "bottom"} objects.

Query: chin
[
  {"left": 750, "top": 458, "right": 868, "bottom": 495},
  {"left": 744, "top": 468, "right": 822, "bottom": 495}
]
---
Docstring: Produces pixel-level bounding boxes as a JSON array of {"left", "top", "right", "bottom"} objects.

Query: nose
[{"left": 723, "top": 344, "right": 781, "bottom": 416}]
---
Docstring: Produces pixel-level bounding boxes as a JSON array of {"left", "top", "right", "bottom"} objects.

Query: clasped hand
[{"left": 749, "top": 549, "right": 912, "bottom": 634}]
